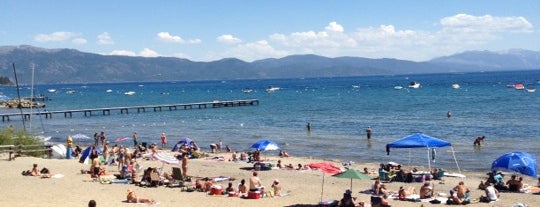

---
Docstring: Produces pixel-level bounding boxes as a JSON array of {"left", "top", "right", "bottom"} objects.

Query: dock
[{"left": 0, "top": 99, "right": 259, "bottom": 122}]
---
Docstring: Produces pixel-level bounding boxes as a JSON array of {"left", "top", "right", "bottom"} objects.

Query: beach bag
[
  {"left": 40, "top": 168, "right": 49, "bottom": 174},
  {"left": 429, "top": 199, "right": 441, "bottom": 204}
]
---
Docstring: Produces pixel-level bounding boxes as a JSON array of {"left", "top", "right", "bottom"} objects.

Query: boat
[
  {"left": 393, "top": 86, "right": 403, "bottom": 90},
  {"left": 106, "top": 89, "right": 113, "bottom": 93},
  {"left": 242, "top": 88, "right": 253, "bottom": 93},
  {"left": 47, "top": 89, "right": 57, "bottom": 93},
  {"left": 352, "top": 85, "right": 360, "bottom": 89},
  {"left": 515, "top": 83, "right": 525, "bottom": 90},
  {"left": 266, "top": 86, "right": 281, "bottom": 93},
  {"left": 408, "top": 82, "right": 421, "bottom": 89},
  {"left": 526, "top": 88, "right": 536, "bottom": 93},
  {"left": 452, "top": 83, "right": 460, "bottom": 89},
  {"left": 124, "top": 91, "right": 136, "bottom": 96},
  {"left": 66, "top": 90, "right": 76, "bottom": 94},
  {"left": 506, "top": 84, "right": 516, "bottom": 88}
]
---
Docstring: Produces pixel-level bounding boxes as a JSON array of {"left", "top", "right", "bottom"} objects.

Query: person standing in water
[
  {"left": 366, "top": 126, "right": 372, "bottom": 139},
  {"left": 306, "top": 122, "right": 311, "bottom": 132}
]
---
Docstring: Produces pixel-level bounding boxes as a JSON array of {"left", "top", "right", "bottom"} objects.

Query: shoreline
[{"left": 1, "top": 150, "right": 538, "bottom": 207}]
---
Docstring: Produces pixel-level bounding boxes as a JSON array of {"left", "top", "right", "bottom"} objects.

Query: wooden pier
[{"left": 0, "top": 99, "right": 259, "bottom": 122}]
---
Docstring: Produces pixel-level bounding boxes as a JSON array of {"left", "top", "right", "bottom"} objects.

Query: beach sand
[{"left": 1, "top": 152, "right": 537, "bottom": 207}]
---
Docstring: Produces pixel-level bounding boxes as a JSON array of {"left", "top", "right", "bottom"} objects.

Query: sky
[{"left": 1, "top": 0, "right": 538, "bottom": 62}]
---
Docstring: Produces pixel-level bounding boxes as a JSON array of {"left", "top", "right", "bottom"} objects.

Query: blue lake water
[{"left": 1, "top": 70, "right": 539, "bottom": 172}]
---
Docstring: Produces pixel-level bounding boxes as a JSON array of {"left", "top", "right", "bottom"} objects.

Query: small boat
[
  {"left": 66, "top": 90, "right": 76, "bottom": 94},
  {"left": 242, "top": 88, "right": 253, "bottom": 93},
  {"left": 35, "top": 135, "right": 52, "bottom": 142},
  {"left": 526, "top": 87, "right": 536, "bottom": 92},
  {"left": 266, "top": 86, "right": 281, "bottom": 93},
  {"left": 506, "top": 84, "right": 516, "bottom": 88},
  {"left": 124, "top": 91, "right": 136, "bottom": 96},
  {"left": 47, "top": 89, "right": 57, "bottom": 93},
  {"left": 408, "top": 82, "right": 421, "bottom": 89},
  {"left": 352, "top": 85, "right": 360, "bottom": 89},
  {"left": 515, "top": 83, "right": 525, "bottom": 90},
  {"left": 452, "top": 83, "right": 460, "bottom": 89},
  {"left": 393, "top": 86, "right": 403, "bottom": 90},
  {"left": 106, "top": 89, "right": 113, "bottom": 93}
]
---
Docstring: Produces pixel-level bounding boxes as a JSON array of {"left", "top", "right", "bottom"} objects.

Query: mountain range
[{"left": 0, "top": 45, "right": 539, "bottom": 84}]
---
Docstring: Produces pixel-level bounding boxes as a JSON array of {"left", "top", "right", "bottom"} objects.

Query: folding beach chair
[
  {"left": 168, "top": 167, "right": 184, "bottom": 187},
  {"left": 150, "top": 172, "right": 161, "bottom": 187}
]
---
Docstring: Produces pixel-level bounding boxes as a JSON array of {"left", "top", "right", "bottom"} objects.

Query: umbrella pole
[
  {"left": 450, "top": 146, "right": 461, "bottom": 174},
  {"left": 350, "top": 178, "right": 353, "bottom": 192},
  {"left": 320, "top": 173, "right": 324, "bottom": 202},
  {"left": 427, "top": 147, "right": 431, "bottom": 170}
]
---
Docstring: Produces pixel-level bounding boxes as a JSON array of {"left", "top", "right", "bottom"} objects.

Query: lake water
[{"left": 1, "top": 70, "right": 539, "bottom": 172}]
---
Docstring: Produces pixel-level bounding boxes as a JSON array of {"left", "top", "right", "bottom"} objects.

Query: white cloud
[
  {"left": 325, "top": 21, "right": 344, "bottom": 33},
  {"left": 139, "top": 48, "right": 159, "bottom": 57},
  {"left": 217, "top": 34, "right": 242, "bottom": 44},
  {"left": 440, "top": 14, "right": 533, "bottom": 33},
  {"left": 157, "top": 32, "right": 183, "bottom": 43},
  {"left": 72, "top": 38, "right": 87, "bottom": 45},
  {"left": 157, "top": 32, "right": 201, "bottom": 44},
  {"left": 34, "top": 31, "right": 78, "bottom": 42},
  {"left": 97, "top": 32, "right": 114, "bottom": 45},
  {"left": 110, "top": 50, "right": 136, "bottom": 56}
]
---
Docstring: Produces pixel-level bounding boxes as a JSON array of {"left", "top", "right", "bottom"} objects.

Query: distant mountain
[
  {"left": 429, "top": 49, "right": 540, "bottom": 70},
  {"left": 0, "top": 45, "right": 538, "bottom": 84}
]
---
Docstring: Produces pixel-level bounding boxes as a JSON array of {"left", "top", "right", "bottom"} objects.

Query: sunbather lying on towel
[{"left": 126, "top": 189, "right": 155, "bottom": 204}]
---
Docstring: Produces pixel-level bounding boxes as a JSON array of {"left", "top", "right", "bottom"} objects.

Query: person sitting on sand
[
  {"left": 126, "top": 189, "right": 154, "bottom": 204},
  {"left": 276, "top": 160, "right": 283, "bottom": 169},
  {"left": 30, "top": 163, "right": 41, "bottom": 176},
  {"left": 225, "top": 182, "right": 235, "bottom": 194},
  {"left": 398, "top": 186, "right": 416, "bottom": 200},
  {"left": 380, "top": 193, "right": 391, "bottom": 207},
  {"left": 506, "top": 175, "right": 522, "bottom": 192},
  {"left": 271, "top": 179, "right": 282, "bottom": 197},
  {"left": 419, "top": 182, "right": 434, "bottom": 199},
  {"left": 338, "top": 189, "right": 357, "bottom": 207},
  {"left": 371, "top": 178, "right": 381, "bottom": 194},
  {"left": 451, "top": 181, "right": 470, "bottom": 204},
  {"left": 238, "top": 179, "right": 248, "bottom": 198},
  {"left": 249, "top": 171, "right": 266, "bottom": 196},
  {"left": 480, "top": 182, "right": 499, "bottom": 202}
]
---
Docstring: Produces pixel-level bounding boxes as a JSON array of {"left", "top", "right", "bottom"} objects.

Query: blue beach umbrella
[
  {"left": 491, "top": 151, "right": 537, "bottom": 177},
  {"left": 79, "top": 146, "right": 102, "bottom": 163},
  {"left": 250, "top": 139, "right": 280, "bottom": 151}
]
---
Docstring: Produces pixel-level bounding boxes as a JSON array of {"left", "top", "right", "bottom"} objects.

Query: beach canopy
[
  {"left": 79, "top": 146, "right": 102, "bottom": 163},
  {"left": 250, "top": 140, "right": 280, "bottom": 151},
  {"left": 71, "top": 133, "right": 91, "bottom": 140},
  {"left": 171, "top": 138, "right": 194, "bottom": 152},
  {"left": 333, "top": 168, "right": 371, "bottom": 191},
  {"left": 491, "top": 151, "right": 537, "bottom": 178},
  {"left": 386, "top": 133, "right": 459, "bottom": 172}
]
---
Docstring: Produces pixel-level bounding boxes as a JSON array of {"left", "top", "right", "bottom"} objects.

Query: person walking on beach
[
  {"left": 181, "top": 152, "right": 188, "bottom": 178},
  {"left": 160, "top": 133, "right": 167, "bottom": 149},
  {"left": 132, "top": 132, "right": 138, "bottom": 148},
  {"left": 366, "top": 126, "right": 372, "bottom": 139},
  {"left": 93, "top": 132, "right": 99, "bottom": 147},
  {"left": 100, "top": 131, "right": 106, "bottom": 147}
]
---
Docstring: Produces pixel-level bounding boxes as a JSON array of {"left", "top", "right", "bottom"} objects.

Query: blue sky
[{"left": 1, "top": 0, "right": 538, "bottom": 62}]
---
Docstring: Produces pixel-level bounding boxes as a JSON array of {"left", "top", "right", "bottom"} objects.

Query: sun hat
[{"left": 274, "top": 179, "right": 279, "bottom": 183}]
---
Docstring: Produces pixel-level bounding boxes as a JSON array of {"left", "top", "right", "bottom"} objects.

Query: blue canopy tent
[
  {"left": 386, "top": 133, "right": 461, "bottom": 172},
  {"left": 171, "top": 138, "right": 194, "bottom": 152},
  {"left": 79, "top": 146, "right": 102, "bottom": 163}
]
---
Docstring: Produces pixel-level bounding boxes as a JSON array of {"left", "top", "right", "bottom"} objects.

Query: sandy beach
[{"left": 1, "top": 151, "right": 537, "bottom": 207}]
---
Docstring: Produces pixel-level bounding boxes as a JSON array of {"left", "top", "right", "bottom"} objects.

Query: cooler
[
  {"left": 209, "top": 185, "right": 222, "bottom": 195},
  {"left": 248, "top": 191, "right": 261, "bottom": 199}
]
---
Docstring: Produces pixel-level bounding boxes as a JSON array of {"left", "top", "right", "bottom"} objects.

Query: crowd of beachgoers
[{"left": 3, "top": 130, "right": 539, "bottom": 207}]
